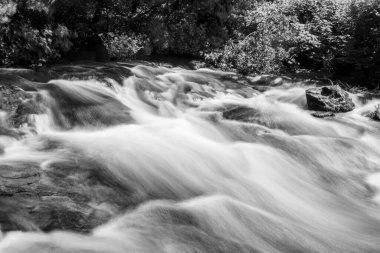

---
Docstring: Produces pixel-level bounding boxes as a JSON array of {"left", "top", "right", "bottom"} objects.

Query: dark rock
[
  {"left": 0, "top": 85, "right": 45, "bottom": 129},
  {"left": 0, "top": 85, "right": 31, "bottom": 112},
  {"left": 51, "top": 64, "right": 133, "bottom": 85},
  {"left": 366, "top": 104, "right": 380, "bottom": 121},
  {"left": 306, "top": 85, "right": 355, "bottom": 112},
  {"left": 12, "top": 98, "right": 45, "bottom": 128},
  {"left": 0, "top": 164, "right": 40, "bottom": 196},
  {"left": 0, "top": 158, "right": 138, "bottom": 233},
  {"left": 0, "top": 127, "right": 22, "bottom": 139},
  {"left": 0, "top": 74, "right": 46, "bottom": 91},
  {"left": 0, "top": 68, "right": 51, "bottom": 83},
  {"left": 44, "top": 81, "right": 134, "bottom": 129},
  {"left": 222, "top": 106, "right": 261, "bottom": 123},
  {"left": 311, "top": 112, "right": 336, "bottom": 118},
  {"left": 0, "top": 85, "right": 31, "bottom": 129}
]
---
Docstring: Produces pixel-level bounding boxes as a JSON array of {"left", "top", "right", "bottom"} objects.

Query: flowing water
[{"left": 1, "top": 64, "right": 380, "bottom": 252}]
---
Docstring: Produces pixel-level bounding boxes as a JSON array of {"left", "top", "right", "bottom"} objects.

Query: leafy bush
[
  {"left": 206, "top": 1, "right": 299, "bottom": 74},
  {"left": 206, "top": 0, "right": 352, "bottom": 75},
  {"left": 284, "top": 0, "right": 352, "bottom": 70},
  {"left": 0, "top": 0, "right": 17, "bottom": 24},
  {"left": 100, "top": 33, "right": 149, "bottom": 60},
  {"left": 0, "top": 0, "right": 72, "bottom": 66},
  {"left": 144, "top": 0, "right": 231, "bottom": 56}
]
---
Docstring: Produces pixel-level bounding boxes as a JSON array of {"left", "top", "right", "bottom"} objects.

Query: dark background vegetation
[{"left": 0, "top": 0, "right": 379, "bottom": 87}]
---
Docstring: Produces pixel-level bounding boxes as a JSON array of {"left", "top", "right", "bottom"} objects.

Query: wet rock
[
  {"left": 0, "top": 85, "right": 30, "bottom": 133},
  {"left": 51, "top": 64, "right": 133, "bottom": 85},
  {"left": 247, "top": 75, "right": 291, "bottom": 86},
  {"left": 0, "top": 68, "right": 52, "bottom": 83},
  {"left": 44, "top": 81, "right": 134, "bottom": 129},
  {"left": 0, "top": 159, "right": 137, "bottom": 233},
  {"left": 0, "top": 164, "right": 40, "bottom": 196},
  {"left": 366, "top": 104, "right": 380, "bottom": 121},
  {"left": 0, "top": 85, "right": 44, "bottom": 130},
  {"left": 0, "top": 127, "right": 22, "bottom": 139},
  {"left": 0, "top": 85, "right": 30, "bottom": 112},
  {"left": 0, "top": 74, "right": 46, "bottom": 91},
  {"left": 222, "top": 106, "right": 261, "bottom": 123},
  {"left": 12, "top": 98, "right": 45, "bottom": 128},
  {"left": 306, "top": 85, "right": 355, "bottom": 112},
  {"left": 311, "top": 112, "right": 336, "bottom": 118}
]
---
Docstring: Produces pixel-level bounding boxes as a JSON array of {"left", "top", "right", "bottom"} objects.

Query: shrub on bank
[
  {"left": 206, "top": 2, "right": 299, "bottom": 74},
  {"left": 0, "top": 1, "right": 72, "bottom": 66},
  {"left": 99, "top": 33, "right": 149, "bottom": 61},
  {"left": 206, "top": 0, "right": 352, "bottom": 75}
]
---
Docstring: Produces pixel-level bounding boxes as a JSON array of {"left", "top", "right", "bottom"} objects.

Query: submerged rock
[{"left": 306, "top": 85, "right": 355, "bottom": 112}]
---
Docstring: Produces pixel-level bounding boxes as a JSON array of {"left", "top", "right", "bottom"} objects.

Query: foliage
[
  {"left": 140, "top": 0, "right": 232, "bottom": 56},
  {"left": 345, "top": 0, "right": 380, "bottom": 87},
  {"left": 0, "top": 0, "right": 72, "bottom": 66},
  {"left": 206, "top": 0, "right": 352, "bottom": 75},
  {"left": 0, "top": 0, "right": 379, "bottom": 88},
  {"left": 284, "top": 0, "right": 352, "bottom": 70},
  {"left": 99, "top": 33, "right": 148, "bottom": 60},
  {"left": 206, "top": 2, "right": 299, "bottom": 74}
]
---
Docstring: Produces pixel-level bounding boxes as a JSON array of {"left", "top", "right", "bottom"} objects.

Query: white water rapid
[{"left": 1, "top": 64, "right": 380, "bottom": 253}]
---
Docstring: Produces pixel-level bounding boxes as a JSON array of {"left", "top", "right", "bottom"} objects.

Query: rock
[
  {"left": 247, "top": 75, "right": 290, "bottom": 86},
  {"left": 0, "top": 85, "right": 45, "bottom": 130},
  {"left": 0, "top": 164, "right": 40, "bottom": 196},
  {"left": 222, "top": 106, "right": 261, "bottom": 123},
  {"left": 0, "top": 74, "right": 46, "bottom": 91},
  {"left": 51, "top": 64, "right": 133, "bottom": 85},
  {"left": 0, "top": 85, "right": 31, "bottom": 130},
  {"left": 44, "top": 80, "right": 134, "bottom": 129},
  {"left": 0, "top": 158, "right": 138, "bottom": 233},
  {"left": 366, "top": 104, "right": 380, "bottom": 121},
  {"left": 311, "top": 112, "right": 336, "bottom": 118},
  {"left": 306, "top": 85, "right": 355, "bottom": 112},
  {"left": 0, "top": 68, "right": 51, "bottom": 83},
  {"left": 12, "top": 98, "right": 45, "bottom": 128}
]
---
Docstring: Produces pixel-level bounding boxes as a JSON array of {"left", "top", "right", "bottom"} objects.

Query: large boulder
[{"left": 306, "top": 85, "right": 355, "bottom": 112}]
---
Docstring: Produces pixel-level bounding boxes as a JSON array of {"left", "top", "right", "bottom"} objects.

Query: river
[{"left": 1, "top": 63, "right": 380, "bottom": 252}]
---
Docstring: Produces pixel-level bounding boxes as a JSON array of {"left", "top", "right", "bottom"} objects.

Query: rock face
[{"left": 306, "top": 85, "right": 355, "bottom": 112}]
